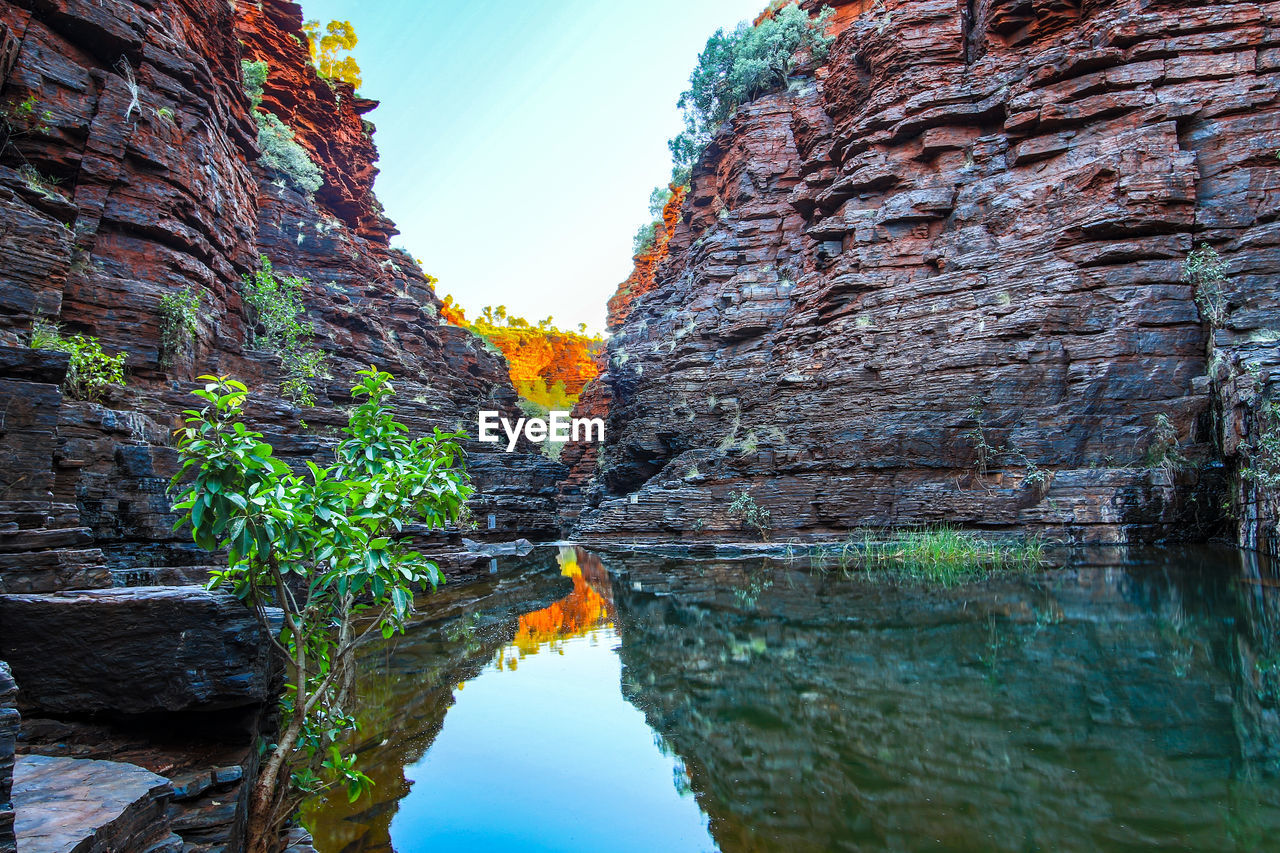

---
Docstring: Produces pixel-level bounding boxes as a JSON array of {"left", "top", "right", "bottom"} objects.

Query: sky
[{"left": 298, "top": 0, "right": 766, "bottom": 335}]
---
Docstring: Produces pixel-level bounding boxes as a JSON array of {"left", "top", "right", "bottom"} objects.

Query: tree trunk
[{"left": 245, "top": 713, "right": 304, "bottom": 853}]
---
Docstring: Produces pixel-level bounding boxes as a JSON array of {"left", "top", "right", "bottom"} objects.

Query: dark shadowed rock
[
  {"left": 0, "top": 662, "right": 14, "bottom": 853},
  {"left": 0, "top": 587, "right": 272, "bottom": 716}
]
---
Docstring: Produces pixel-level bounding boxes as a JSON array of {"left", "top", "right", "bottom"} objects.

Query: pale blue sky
[{"left": 298, "top": 0, "right": 765, "bottom": 334}]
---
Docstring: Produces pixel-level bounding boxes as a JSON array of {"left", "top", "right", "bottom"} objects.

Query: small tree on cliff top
[
  {"left": 669, "top": 3, "right": 833, "bottom": 184},
  {"left": 304, "top": 19, "right": 362, "bottom": 89},
  {"left": 172, "top": 368, "right": 472, "bottom": 852}
]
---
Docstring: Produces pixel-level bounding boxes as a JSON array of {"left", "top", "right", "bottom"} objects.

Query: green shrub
[
  {"left": 728, "top": 489, "right": 772, "bottom": 541},
  {"left": 29, "top": 317, "right": 127, "bottom": 401},
  {"left": 256, "top": 112, "right": 323, "bottom": 194},
  {"left": 172, "top": 369, "right": 472, "bottom": 848},
  {"left": 632, "top": 221, "right": 658, "bottom": 255},
  {"left": 242, "top": 59, "right": 268, "bottom": 108},
  {"left": 669, "top": 3, "right": 833, "bottom": 182},
  {"left": 1243, "top": 400, "right": 1280, "bottom": 491},
  {"left": 1184, "top": 244, "right": 1228, "bottom": 328},
  {"left": 243, "top": 256, "right": 326, "bottom": 405},
  {"left": 158, "top": 286, "right": 202, "bottom": 367}
]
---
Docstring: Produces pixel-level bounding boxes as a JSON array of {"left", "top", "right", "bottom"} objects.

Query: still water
[{"left": 307, "top": 546, "right": 1280, "bottom": 852}]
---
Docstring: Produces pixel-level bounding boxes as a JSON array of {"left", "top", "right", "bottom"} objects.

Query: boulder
[
  {"left": 12, "top": 754, "right": 180, "bottom": 853},
  {"left": 0, "top": 587, "right": 272, "bottom": 715}
]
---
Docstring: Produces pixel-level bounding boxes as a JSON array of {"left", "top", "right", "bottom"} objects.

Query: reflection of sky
[{"left": 388, "top": 627, "right": 717, "bottom": 852}]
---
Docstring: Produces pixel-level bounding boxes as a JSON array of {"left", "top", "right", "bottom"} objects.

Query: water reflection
[
  {"left": 502, "top": 547, "right": 615, "bottom": 665},
  {"left": 308, "top": 546, "right": 1280, "bottom": 852}
]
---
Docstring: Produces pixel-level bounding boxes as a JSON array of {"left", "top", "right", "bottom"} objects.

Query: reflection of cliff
[
  {"left": 509, "top": 548, "right": 616, "bottom": 660},
  {"left": 611, "top": 549, "right": 1280, "bottom": 852},
  {"left": 305, "top": 548, "right": 616, "bottom": 852},
  {"left": 1229, "top": 550, "right": 1280, "bottom": 777}
]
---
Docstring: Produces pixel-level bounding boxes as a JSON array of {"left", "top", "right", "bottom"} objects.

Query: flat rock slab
[
  {"left": 0, "top": 586, "right": 273, "bottom": 715},
  {"left": 13, "top": 754, "right": 179, "bottom": 853}
]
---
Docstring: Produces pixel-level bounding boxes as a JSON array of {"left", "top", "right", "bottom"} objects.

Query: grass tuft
[{"left": 834, "top": 526, "right": 1045, "bottom": 585}]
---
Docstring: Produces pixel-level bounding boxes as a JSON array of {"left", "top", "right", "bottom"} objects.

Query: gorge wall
[
  {"left": 0, "top": 0, "right": 561, "bottom": 847},
  {"left": 0, "top": 0, "right": 563, "bottom": 595},
  {"left": 565, "top": 0, "right": 1280, "bottom": 548}
]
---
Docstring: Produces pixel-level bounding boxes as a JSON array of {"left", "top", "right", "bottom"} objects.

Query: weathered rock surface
[
  {"left": 0, "top": 0, "right": 561, "bottom": 606},
  {"left": 0, "top": 663, "right": 15, "bottom": 853},
  {"left": 13, "top": 754, "right": 180, "bottom": 853},
  {"left": 0, "top": 587, "right": 273, "bottom": 716},
  {"left": 569, "top": 0, "right": 1280, "bottom": 547}
]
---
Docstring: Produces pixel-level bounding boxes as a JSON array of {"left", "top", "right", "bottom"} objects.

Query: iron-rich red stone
[{"left": 568, "top": 0, "right": 1280, "bottom": 547}]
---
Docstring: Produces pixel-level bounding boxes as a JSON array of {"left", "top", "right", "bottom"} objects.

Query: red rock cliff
[
  {"left": 570, "top": 0, "right": 1280, "bottom": 547},
  {"left": 0, "top": 0, "right": 564, "bottom": 603}
]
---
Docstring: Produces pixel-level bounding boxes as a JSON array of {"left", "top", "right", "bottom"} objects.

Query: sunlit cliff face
[
  {"left": 498, "top": 548, "right": 617, "bottom": 668},
  {"left": 607, "top": 184, "right": 689, "bottom": 330}
]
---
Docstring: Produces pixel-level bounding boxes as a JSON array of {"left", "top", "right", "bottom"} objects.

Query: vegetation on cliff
[
  {"left": 668, "top": 2, "right": 834, "bottom": 184},
  {"left": 241, "top": 59, "right": 324, "bottom": 194},
  {"left": 304, "top": 19, "right": 362, "bottom": 89},
  {"left": 440, "top": 298, "right": 603, "bottom": 418},
  {"left": 616, "top": 2, "right": 834, "bottom": 332},
  {"left": 173, "top": 369, "right": 472, "bottom": 853},
  {"left": 158, "top": 286, "right": 203, "bottom": 368},
  {"left": 28, "top": 318, "right": 127, "bottom": 401},
  {"left": 243, "top": 257, "right": 326, "bottom": 405}
]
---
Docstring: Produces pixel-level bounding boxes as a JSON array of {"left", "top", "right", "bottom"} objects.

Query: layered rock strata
[
  {"left": 569, "top": 0, "right": 1280, "bottom": 546},
  {"left": 0, "top": 0, "right": 559, "bottom": 848},
  {"left": 0, "top": 0, "right": 561, "bottom": 604}
]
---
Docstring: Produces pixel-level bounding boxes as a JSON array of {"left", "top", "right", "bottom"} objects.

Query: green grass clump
[{"left": 838, "top": 526, "right": 1045, "bottom": 585}]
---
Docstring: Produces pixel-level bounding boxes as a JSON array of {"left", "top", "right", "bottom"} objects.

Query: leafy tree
[
  {"left": 172, "top": 369, "right": 473, "bottom": 853},
  {"left": 668, "top": 3, "right": 833, "bottom": 182},
  {"left": 303, "top": 20, "right": 362, "bottom": 88}
]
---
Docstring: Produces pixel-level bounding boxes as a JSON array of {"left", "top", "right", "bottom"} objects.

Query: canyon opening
[{"left": 1, "top": 1, "right": 1279, "bottom": 852}]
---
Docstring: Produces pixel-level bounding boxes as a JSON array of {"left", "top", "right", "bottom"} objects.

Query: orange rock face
[
  {"left": 607, "top": 184, "right": 688, "bottom": 331},
  {"left": 235, "top": 1, "right": 393, "bottom": 241}
]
